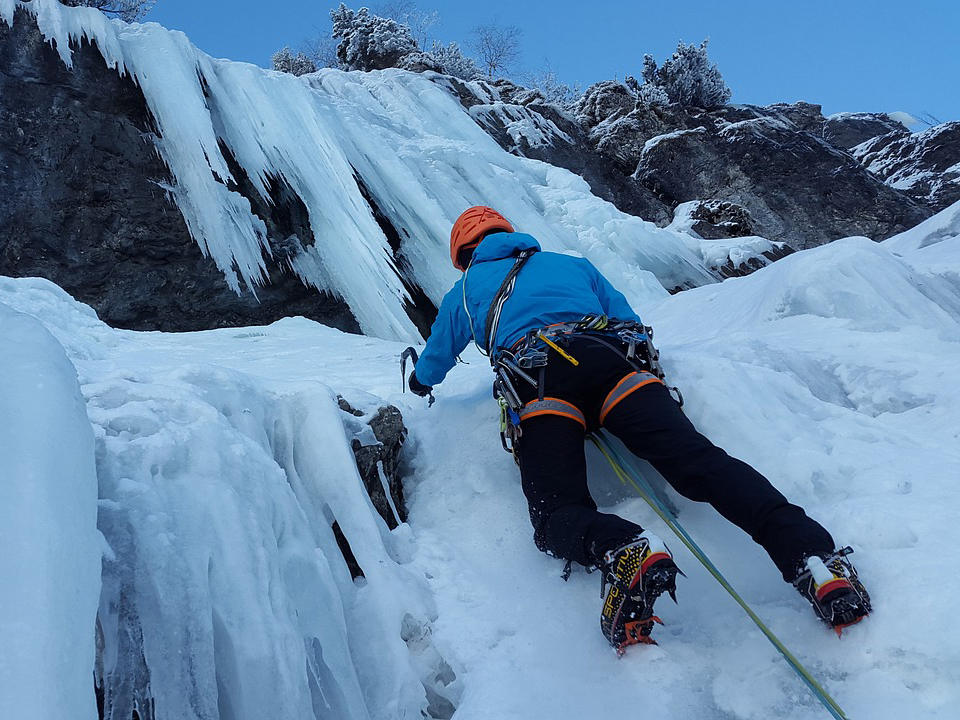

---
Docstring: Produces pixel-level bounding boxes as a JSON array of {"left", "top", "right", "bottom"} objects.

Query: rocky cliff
[
  {"left": 853, "top": 121, "right": 960, "bottom": 212},
  {"left": 0, "top": 7, "right": 361, "bottom": 332},
  {"left": 443, "top": 79, "right": 934, "bottom": 251},
  {"left": 1, "top": 5, "right": 956, "bottom": 334}
]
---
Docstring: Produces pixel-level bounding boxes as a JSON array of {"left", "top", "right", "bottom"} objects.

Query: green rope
[{"left": 588, "top": 431, "right": 848, "bottom": 720}]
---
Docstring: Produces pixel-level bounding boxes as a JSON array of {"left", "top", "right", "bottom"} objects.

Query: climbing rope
[{"left": 588, "top": 431, "right": 849, "bottom": 720}]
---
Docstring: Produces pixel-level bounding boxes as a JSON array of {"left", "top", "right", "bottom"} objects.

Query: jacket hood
[{"left": 471, "top": 231, "right": 541, "bottom": 264}]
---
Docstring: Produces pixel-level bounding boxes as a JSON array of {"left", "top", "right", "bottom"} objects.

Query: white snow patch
[
  {"left": 719, "top": 115, "right": 791, "bottom": 138},
  {"left": 641, "top": 127, "right": 707, "bottom": 157},
  {"left": 667, "top": 202, "right": 780, "bottom": 273},
  {"left": 887, "top": 111, "right": 919, "bottom": 129},
  {"left": 470, "top": 102, "right": 574, "bottom": 149},
  {"left": 884, "top": 199, "right": 960, "bottom": 252}
]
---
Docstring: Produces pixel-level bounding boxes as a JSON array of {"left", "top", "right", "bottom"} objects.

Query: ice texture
[
  {"left": 0, "top": 303, "right": 101, "bottom": 720},
  {"left": 3, "top": 3, "right": 960, "bottom": 719},
  {"left": 10, "top": 0, "right": 729, "bottom": 342}
]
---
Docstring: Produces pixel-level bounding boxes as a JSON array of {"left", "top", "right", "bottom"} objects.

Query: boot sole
[{"left": 603, "top": 558, "right": 679, "bottom": 654}]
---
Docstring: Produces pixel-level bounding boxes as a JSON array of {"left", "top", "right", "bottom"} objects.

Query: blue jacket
[{"left": 415, "top": 231, "right": 642, "bottom": 386}]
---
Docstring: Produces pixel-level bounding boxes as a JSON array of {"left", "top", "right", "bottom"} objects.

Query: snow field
[{"left": 4, "top": 206, "right": 960, "bottom": 718}]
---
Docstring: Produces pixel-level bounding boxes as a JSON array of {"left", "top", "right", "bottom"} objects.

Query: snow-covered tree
[
  {"left": 429, "top": 41, "right": 482, "bottom": 81},
  {"left": 636, "top": 82, "right": 669, "bottom": 107},
  {"left": 330, "top": 4, "right": 419, "bottom": 71},
  {"left": 641, "top": 39, "right": 731, "bottom": 109},
  {"left": 271, "top": 47, "right": 318, "bottom": 77},
  {"left": 376, "top": 1, "right": 439, "bottom": 51},
  {"left": 58, "top": 0, "right": 155, "bottom": 23},
  {"left": 523, "top": 63, "right": 582, "bottom": 109},
  {"left": 641, "top": 54, "right": 658, "bottom": 86}
]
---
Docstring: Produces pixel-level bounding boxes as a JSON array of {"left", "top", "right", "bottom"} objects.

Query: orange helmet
[{"left": 449, "top": 206, "right": 514, "bottom": 270}]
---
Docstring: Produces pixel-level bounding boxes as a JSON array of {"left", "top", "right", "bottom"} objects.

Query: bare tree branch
[
  {"left": 468, "top": 22, "right": 522, "bottom": 78},
  {"left": 916, "top": 111, "right": 943, "bottom": 129}
]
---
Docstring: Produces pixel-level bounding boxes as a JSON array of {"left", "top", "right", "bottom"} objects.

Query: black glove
[{"left": 407, "top": 370, "right": 433, "bottom": 398}]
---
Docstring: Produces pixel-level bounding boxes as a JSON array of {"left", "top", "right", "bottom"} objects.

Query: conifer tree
[
  {"left": 271, "top": 47, "right": 319, "bottom": 77},
  {"left": 330, "top": 4, "right": 419, "bottom": 71},
  {"left": 641, "top": 39, "right": 732, "bottom": 109}
]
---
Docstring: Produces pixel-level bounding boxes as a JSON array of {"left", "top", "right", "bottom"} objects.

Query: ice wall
[
  {"left": 7, "top": 0, "right": 721, "bottom": 342},
  {"left": 0, "top": 276, "right": 455, "bottom": 720},
  {"left": 0, "top": 302, "right": 101, "bottom": 720}
]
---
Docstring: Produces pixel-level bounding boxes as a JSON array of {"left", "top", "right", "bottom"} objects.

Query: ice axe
[{"left": 400, "top": 346, "right": 435, "bottom": 406}]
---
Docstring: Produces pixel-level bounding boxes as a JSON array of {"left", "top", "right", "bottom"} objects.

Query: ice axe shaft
[
  {"left": 400, "top": 346, "right": 419, "bottom": 388},
  {"left": 400, "top": 346, "right": 435, "bottom": 406}
]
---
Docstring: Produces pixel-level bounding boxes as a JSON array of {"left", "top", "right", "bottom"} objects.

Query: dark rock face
[
  {"left": 443, "top": 76, "right": 930, "bottom": 250},
  {"left": 0, "top": 9, "right": 360, "bottom": 333},
  {"left": 430, "top": 75, "right": 673, "bottom": 225},
  {"left": 635, "top": 116, "right": 930, "bottom": 249},
  {"left": 822, "top": 112, "right": 909, "bottom": 150},
  {"left": 853, "top": 121, "right": 960, "bottom": 211},
  {"left": 339, "top": 397, "right": 409, "bottom": 530}
]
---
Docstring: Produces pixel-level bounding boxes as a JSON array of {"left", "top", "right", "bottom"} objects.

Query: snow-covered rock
[
  {"left": 854, "top": 121, "right": 960, "bottom": 211},
  {"left": 634, "top": 110, "right": 929, "bottom": 249},
  {"left": 571, "top": 91, "right": 929, "bottom": 248},
  {"left": 822, "top": 111, "right": 910, "bottom": 150}
]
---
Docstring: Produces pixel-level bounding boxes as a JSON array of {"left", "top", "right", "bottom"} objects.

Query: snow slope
[
  {"left": 3, "top": 2, "right": 960, "bottom": 718},
  {"left": 3, "top": 202, "right": 960, "bottom": 719}
]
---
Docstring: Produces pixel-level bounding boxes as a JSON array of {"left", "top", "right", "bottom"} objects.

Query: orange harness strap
[
  {"left": 599, "top": 371, "right": 662, "bottom": 425},
  {"left": 519, "top": 397, "right": 586, "bottom": 429}
]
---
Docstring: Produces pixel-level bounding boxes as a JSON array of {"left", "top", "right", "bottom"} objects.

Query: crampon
[
  {"left": 793, "top": 546, "right": 871, "bottom": 636},
  {"left": 600, "top": 532, "right": 681, "bottom": 656}
]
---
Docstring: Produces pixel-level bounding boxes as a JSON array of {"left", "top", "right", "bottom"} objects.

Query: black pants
[{"left": 514, "top": 336, "right": 834, "bottom": 581}]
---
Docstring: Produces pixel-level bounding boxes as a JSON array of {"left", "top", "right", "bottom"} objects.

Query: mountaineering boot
[
  {"left": 599, "top": 530, "right": 680, "bottom": 655},
  {"left": 792, "top": 546, "right": 871, "bottom": 635}
]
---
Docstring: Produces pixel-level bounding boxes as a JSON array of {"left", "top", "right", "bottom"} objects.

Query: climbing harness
[
  {"left": 589, "top": 431, "right": 851, "bottom": 720},
  {"left": 446, "top": 247, "right": 685, "bottom": 467},
  {"left": 491, "top": 314, "right": 682, "bottom": 462}
]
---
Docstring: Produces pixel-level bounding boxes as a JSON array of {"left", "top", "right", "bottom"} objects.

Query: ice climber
[{"left": 406, "top": 206, "right": 872, "bottom": 653}]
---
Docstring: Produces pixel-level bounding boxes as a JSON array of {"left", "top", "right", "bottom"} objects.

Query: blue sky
[{"left": 146, "top": 0, "right": 959, "bottom": 124}]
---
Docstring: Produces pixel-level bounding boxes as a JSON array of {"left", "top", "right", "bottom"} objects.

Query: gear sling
[{"left": 467, "top": 248, "right": 680, "bottom": 460}]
